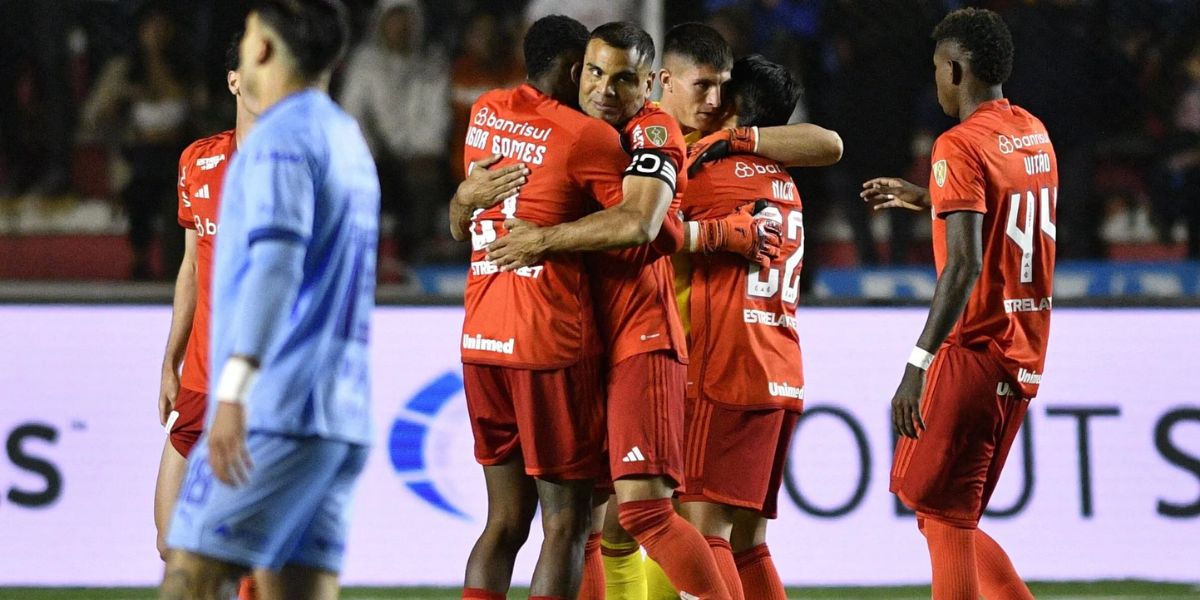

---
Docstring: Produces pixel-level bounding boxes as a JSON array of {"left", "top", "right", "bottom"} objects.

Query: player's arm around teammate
[
  {"left": 448, "top": 153, "right": 529, "bottom": 242},
  {"left": 485, "top": 29, "right": 682, "bottom": 271}
]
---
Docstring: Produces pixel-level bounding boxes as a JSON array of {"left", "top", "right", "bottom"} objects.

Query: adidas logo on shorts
[{"left": 622, "top": 446, "right": 646, "bottom": 463}]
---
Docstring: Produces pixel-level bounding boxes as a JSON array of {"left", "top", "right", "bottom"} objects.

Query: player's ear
[
  {"left": 659, "top": 68, "right": 672, "bottom": 92},
  {"left": 570, "top": 61, "right": 581, "bottom": 85},
  {"left": 227, "top": 70, "right": 239, "bottom": 96},
  {"left": 950, "top": 60, "right": 964, "bottom": 86}
]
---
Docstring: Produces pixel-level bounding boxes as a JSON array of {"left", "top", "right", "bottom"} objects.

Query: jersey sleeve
[
  {"left": 241, "top": 135, "right": 317, "bottom": 246},
  {"left": 929, "top": 133, "right": 986, "bottom": 217},
  {"left": 177, "top": 147, "right": 195, "bottom": 229},
  {"left": 624, "top": 111, "right": 686, "bottom": 193},
  {"left": 569, "top": 120, "right": 629, "bottom": 209}
]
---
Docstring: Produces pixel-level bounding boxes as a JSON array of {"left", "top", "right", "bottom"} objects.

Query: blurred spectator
[
  {"left": 448, "top": 10, "right": 522, "bottom": 181},
  {"left": 1151, "top": 41, "right": 1200, "bottom": 258},
  {"left": 823, "top": 0, "right": 941, "bottom": 265},
  {"left": 80, "top": 3, "right": 197, "bottom": 280},
  {"left": 340, "top": 0, "right": 451, "bottom": 280},
  {"left": 1001, "top": 0, "right": 1102, "bottom": 259},
  {"left": 524, "top": 0, "right": 640, "bottom": 29},
  {"left": 0, "top": 0, "right": 74, "bottom": 199}
]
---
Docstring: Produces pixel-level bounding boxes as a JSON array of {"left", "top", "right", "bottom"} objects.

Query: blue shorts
[{"left": 166, "top": 431, "right": 369, "bottom": 572}]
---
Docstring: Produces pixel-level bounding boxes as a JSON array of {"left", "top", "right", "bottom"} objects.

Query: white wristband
[
  {"left": 216, "top": 356, "right": 259, "bottom": 405},
  {"left": 751, "top": 126, "right": 760, "bottom": 153},
  {"left": 908, "top": 347, "right": 935, "bottom": 371},
  {"left": 686, "top": 221, "right": 701, "bottom": 252}
]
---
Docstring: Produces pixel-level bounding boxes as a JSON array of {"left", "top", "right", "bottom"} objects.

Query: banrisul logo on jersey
[{"left": 388, "top": 371, "right": 482, "bottom": 520}]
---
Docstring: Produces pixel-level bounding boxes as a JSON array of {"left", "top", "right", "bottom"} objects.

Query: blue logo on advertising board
[{"left": 388, "top": 371, "right": 470, "bottom": 519}]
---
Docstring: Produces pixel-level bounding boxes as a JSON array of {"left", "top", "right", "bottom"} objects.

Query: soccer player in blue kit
[{"left": 161, "top": 1, "right": 379, "bottom": 598}]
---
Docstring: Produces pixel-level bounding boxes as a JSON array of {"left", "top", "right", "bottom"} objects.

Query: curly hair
[
  {"left": 932, "top": 8, "right": 1014, "bottom": 86},
  {"left": 524, "top": 15, "right": 589, "bottom": 80}
]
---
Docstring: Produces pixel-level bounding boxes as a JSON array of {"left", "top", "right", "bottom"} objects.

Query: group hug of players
[{"left": 151, "top": 2, "right": 1057, "bottom": 599}]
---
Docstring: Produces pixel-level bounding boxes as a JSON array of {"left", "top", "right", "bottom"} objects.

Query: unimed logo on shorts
[{"left": 388, "top": 372, "right": 473, "bottom": 519}]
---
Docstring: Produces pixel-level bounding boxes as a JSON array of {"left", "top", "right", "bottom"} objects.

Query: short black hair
[
  {"left": 727, "top": 55, "right": 799, "bottom": 128},
  {"left": 224, "top": 30, "right": 243, "bottom": 72},
  {"left": 590, "top": 21, "right": 655, "bottom": 69},
  {"left": 524, "top": 15, "right": 589, "bottom": 80},
  {"left": 253, "top": 0, "right": 349, "bottom": 79},
  {"left": 932, "top": 8, "right": 1014, "bottom": 86},
  {"left": 663, "top": 22, "right": 732, "bottom": 71}
]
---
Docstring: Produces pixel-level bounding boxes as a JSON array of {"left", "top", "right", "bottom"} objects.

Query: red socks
[
  {"left": 618, "top": 498, "right": 731, "bottom": 600},
  {"left": 576, "top": 533, "right": 605, "bottom": 600},
  {"left": 919, "top": 516, "right": 980, "bottom": 600},
  {"left": 462, "top": 588, "right": 505, "bottom": 600},
  {"left": 734, "top": 544, "right": 786, "bottom": 600},
  {"left": 975, "top": 528, "right": 1034, "bottom": 600},
  {"left": 705, "top": 537, "right": 744, "bottom": 600}
]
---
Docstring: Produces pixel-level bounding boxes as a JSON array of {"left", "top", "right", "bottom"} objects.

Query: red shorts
[
  {"left": 890, "top": 344, "right": 1029, "bottom": 528},
  {"left": 462, "top": 356, "right": 605, "bottom": 479},
  {"left": 680, "top": 398, "right": 799, "bottom": 519},
  {"left": 605, "top": 351, "right": 686, "bottom": 485},
  {"left": 169, "top": 386, "right": 208, "bottom": 458}
]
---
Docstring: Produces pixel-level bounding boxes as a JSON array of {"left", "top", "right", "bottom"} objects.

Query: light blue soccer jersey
[{"left": 210, "top": 89, "right": 379, "bottom": 445}]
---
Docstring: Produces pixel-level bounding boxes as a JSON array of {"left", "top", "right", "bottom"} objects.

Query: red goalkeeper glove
[
  {"left": 692, "top": 200, "right": 782, "bottom": 269},
  {"left": 686, "top": 127, "right": 760, "bottom": 177}
]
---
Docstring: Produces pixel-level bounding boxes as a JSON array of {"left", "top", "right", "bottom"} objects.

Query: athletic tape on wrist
[
  {"left": 908, "top": 347, "right": 935, "bottom": 370},
  {"left": 216, "top": 357, "right": 259, "bottom": 405}
]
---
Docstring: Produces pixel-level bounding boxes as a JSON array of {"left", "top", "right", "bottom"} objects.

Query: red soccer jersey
[
  {"left": 682, "top": 147, "right": 805, "bottom": 411},
  {"left": 587, "top": 102, "right": 690, "bottom": 366},
  {"left": 176, "top": 129, "right": 236, "bottom": 392},
  {"left": 461, "top": 84, "right": 629, "bottom": 369},
  {"left": 929, "top": 98, "right": 1057, "bottom": 397}
]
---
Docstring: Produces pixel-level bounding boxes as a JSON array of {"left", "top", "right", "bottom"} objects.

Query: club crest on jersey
[
  {"left": 645, "top": 125, "right": 668, "bottom": 147},
  {"left": 933, "top": 160, "right": 948, "bottom": 188}
]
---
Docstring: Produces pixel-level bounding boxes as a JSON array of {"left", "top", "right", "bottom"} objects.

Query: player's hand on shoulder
[
  {"left": 485, "top": 218, "right": 546, "bottom": 272},
  {"left": 861, "top": 177, "right": 930, "bottom": 211},
  {"left": 456, "top": 154, "right": 529, "bottom": 211},
  {"left": 891, "top": 365, "right": 927, "bottom": 440},
  {"left": 208, "top": 401, "right": 252, "bottom": 487},
  {"left": 158, "top": 366, "right": 179, "bottom": 427}
]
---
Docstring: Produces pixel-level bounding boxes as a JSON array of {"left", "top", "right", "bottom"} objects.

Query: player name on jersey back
[
  {"left": 682, "top": 147, "right": 805, "bottom": 412},
  {"left": 460, "top": 84, "right": 629, "bottom": 369},
  {"left": 929, "top": 98, "right": 1057, "bottom": 398}
]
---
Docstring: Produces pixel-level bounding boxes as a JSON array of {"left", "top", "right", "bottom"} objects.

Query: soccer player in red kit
[
  {"left": 152, "top": 31, "right": 259, "bottom": 600},
  {"left": 448, "top": 16, "right": 679, "bottom": 600},
  {"left": 488, "top": 22, "right": 745, "bottom": 600},
  {"left": 861, "top": 9, "right": 1055, "bottom": 599},
  {"left": 677, "top": 55, "right": 816, "bottom": 600}
]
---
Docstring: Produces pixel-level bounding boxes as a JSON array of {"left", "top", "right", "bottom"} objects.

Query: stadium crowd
[{"left": 0, "top": 0, "right": 1198, "bottom": 282}]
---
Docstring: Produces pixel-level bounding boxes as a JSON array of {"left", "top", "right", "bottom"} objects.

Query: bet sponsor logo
[{"left": 196, "top": 154, "right": 226, "bottom": 171}]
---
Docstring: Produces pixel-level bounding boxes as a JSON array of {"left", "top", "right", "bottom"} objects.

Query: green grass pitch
[{"left": 0, "top": 581, "right": 1196, "bottom": 599}]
